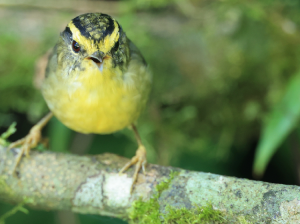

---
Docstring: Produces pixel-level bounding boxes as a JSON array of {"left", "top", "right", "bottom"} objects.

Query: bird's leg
[
  {"left": 8, "top": 112, "right": 53, "bottom": 174},
  {"left": 119, "top": 124, "right": 147, "bottom": 193}
]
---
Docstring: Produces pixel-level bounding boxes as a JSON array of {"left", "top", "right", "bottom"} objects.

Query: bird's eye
[
  {"left": 72, "top": 40, "right": 80, "bottom": 53},
  {"left": 112, "top": 40, "right": 119, "bottom": 53}
]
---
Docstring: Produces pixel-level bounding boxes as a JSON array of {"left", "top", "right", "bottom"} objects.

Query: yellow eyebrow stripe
[
  {"left": 67, "top": 20, "right": 120, "bottom": 55},
  {"left": 102, "top": 20, "right": 120, "bottom": 52}
]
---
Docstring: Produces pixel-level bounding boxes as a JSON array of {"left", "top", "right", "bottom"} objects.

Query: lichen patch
[
  {"left": 274, "top": 199, "right": 300, "bottom": 223},
  {"left": 185, "top": 172, "right": 268, "bottom": 213},
  {"left": 103, "top": 173, "right": 131, "bottom": 208},
  {"left": 73, "top": 174, "right": 104, "bottom": 208}
]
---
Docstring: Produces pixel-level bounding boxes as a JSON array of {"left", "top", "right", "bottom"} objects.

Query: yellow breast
[{"left": 42, "top": 58, "right": 151, "bottom": 134}]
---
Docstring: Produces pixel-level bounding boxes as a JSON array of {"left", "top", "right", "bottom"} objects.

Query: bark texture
[{"left": 0, "top": 145, "right": 300, "bottom": 223}]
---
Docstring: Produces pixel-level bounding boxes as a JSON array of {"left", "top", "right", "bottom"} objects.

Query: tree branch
[{"left": 0, "top": 145, "right": 299, "bottom": 223}]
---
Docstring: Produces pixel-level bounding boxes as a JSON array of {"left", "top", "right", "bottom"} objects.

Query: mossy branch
[{"left": 0, "top": 145, "right": 299, "bottom": 223}]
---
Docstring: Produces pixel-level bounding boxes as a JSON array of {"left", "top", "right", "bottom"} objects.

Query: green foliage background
[{"left": 1, "top": 0, "right": 300, "bottom": 223}]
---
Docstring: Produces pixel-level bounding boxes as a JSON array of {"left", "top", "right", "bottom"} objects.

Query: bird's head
[{"left": 57, "top": 13, "right": 130, "bottom": 75}]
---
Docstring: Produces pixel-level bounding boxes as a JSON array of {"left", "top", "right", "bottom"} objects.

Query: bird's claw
[
  {"left": 119, "top": 145, "right": 147, "bottom": 193},
  {"left": 8, "top": 125, "right": 42, "bottom": 174}
]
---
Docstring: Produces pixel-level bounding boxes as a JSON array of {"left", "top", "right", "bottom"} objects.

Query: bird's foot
[
  {"left": 119, "top": 145, "right": 147, "bottom": 193},
  {"left": 8, "top": 125, "right": 42, "bottom": 175}
]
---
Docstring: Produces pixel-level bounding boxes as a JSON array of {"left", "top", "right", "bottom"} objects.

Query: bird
[{"left": 8, "top": 13, "right": 152, "bottom": 192}]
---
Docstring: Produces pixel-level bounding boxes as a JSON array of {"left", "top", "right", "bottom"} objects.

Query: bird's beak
[{"left": 87, "top": 51, "right": 104, "bottom": 71}]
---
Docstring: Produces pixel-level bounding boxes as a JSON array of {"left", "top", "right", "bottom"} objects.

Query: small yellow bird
[{"left": 9, "top": 13, "right": 152, "bottom": 192}]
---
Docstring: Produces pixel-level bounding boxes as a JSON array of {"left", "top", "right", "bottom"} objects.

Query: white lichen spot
[
  {"left": 217, "top": 176, "right": 228, "bottom": 185},
  {"left": 103, "top": 173, "right": 132, "bottom": 208},
  {"left": 274, "top": 199, "right": 300, "bottom": 223},
  {"left": 73, "top": 175, "right": 104, "bottom": 208}
]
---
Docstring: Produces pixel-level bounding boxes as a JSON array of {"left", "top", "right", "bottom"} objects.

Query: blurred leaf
[
  {"left": 0, "top": 201, "right": 28, "bottom": 224},
  {"left": 0, "top": 122, "right": 16, "bottom": 146},
  {"left": 0, "top": 201, "right": 56, "bottom": 224},
  {"left": 1, "top": 122, "right": 16, "bottom": 140},
  {"left": 253, "top": 72, "right": 300, "bottom": 177}
]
